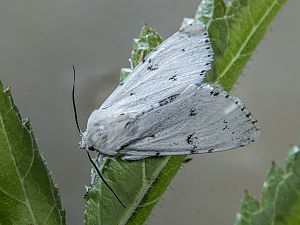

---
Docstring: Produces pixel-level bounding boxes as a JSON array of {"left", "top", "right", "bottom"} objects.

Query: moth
[
  {"left": 79, "top": 24, "right": 260, "bottom": 160},
  {"left": 73, "top": 24, "right": 259, "bottom": 207}
]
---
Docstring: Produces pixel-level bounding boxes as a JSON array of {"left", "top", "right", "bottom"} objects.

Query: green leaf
[
  {"left": 131, "top": 24, "right": 163, "bottom": 68},
  {"left": 84, "top": 25, "right": 172, "bottom": 225},
  {"left": 119, "top": 25, "right": 163, "bottom": 82},
  {"left": 234, "top": 145, "right": 300, "bottom": 225},
  {"left": 0, "top": 82, "right": 66, "bottom": 225},
  {"left": 184, "top": 0, "right": 287, "bottom": 91},
  {"left": 84, "top": 0, "right": 285, "bottom": 224}
]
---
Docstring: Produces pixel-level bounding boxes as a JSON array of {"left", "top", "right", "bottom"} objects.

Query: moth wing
[
  {"left": 118, "top": 84, "right": 260, "bottom": 159},
  {"left": 100, "top": 24, "right": 213, "bottom": 114}
]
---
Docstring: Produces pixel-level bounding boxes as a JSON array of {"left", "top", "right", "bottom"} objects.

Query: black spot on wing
[
  {"left": 147, "top": 64, "right": 159, "bottom": 71},
  {"left": 169, "top": 75, "right": 177, "bottom": 81},
  {"left": 200, "top": 71, "right": 206, "bottom": 76},
  {"left": 125, "top": 121, "right": 131, "bottom": 128},
  {"left": 209, "top": 90, "right": 220, "bottom": 96},
  {"left": 190, "top": 149, "right": 196, "bottom": 154},
  {"left": 186, "top": 132, "right": 197, "bottom": 145},
  {"left": 222, "top": 125, "right": 228, "bottom": 130},
  {"left": 159, "top": 94, "right": 180, "bottom": 106},
  {"left": 189, "top": 108, "right": 197, "bottom": 116}
]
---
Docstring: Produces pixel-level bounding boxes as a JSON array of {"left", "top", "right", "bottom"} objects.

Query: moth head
[
  {"left": 78, "top": 140, "right": 96, "bottom": 151},
  {"left": 79, "top": 109, "right": 109, "bottom": 151},
  {"left": 79, "top": 128, "right": 108, "bottom": 151}
]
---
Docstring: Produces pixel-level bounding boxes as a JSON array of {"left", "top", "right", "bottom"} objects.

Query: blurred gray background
[{"left": 0, "top": 0, "right": 299, "bottom": 224}]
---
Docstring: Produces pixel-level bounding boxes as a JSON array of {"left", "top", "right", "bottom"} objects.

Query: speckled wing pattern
[
  {"left": 85, "top": 24, "right": 259, "bottom": 160},
  {"left": 100, "top": 24, "right": 213, "bottom": 115},
  {"left": 118, "top": 84, "right": 259, "bottom": 160}
]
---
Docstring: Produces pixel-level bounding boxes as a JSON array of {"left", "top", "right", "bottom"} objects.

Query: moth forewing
[{"left": 80, "top": 24, "right": 259, "bottom": 160}]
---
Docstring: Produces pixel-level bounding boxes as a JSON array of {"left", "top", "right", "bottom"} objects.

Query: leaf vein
[
  {"left": 22, "top": 147, "right": 37, "bottom": 180},
  {"left": 0, "top": 113, "right": 39, "bottom": 225},
  {"left": 43, "top": 204, "right": 55, "bottom": 225},
  {"left": 0, "top": 187, "right": 25, "bottom": 205},
  {"left": 216, "top": 0, "right": 279, "bottom": 82}
]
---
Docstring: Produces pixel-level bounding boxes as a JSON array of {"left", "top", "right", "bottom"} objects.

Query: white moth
[{"left": 79, "top": 24, "right": 260, "bottom": 160}]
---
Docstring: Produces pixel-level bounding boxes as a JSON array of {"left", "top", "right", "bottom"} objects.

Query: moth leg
[
  {"left": 95, "top": 152, "right": 104, "bottom": 168},
  {"left": 91, "top": 152, "right": 104, "bottom": 184},
  {"left": 122, "top": 155, "right": 150, "bottom": 160},
  {"left": 121, "top": 150, "right": 159, "bottom": 160},
  {"left": 128, "top": 58, "right": 134, "bottom": 69}
]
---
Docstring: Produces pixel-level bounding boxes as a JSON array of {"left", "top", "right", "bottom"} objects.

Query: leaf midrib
[
  {"left": 119, "top": 157, "right": 170, "bottom": 225},
  {"left": 216, "top": 0, "right": 279, "bottom": 82},
  {"left": 0, "top": 113, "right": 38, "bottom": 225}
]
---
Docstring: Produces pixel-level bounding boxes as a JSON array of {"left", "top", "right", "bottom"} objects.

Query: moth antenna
[
  {"left": 72, "top": 65, "right": 82, "bottom": 134},
  {"left": 86, "top": 150, "right": 126, "bottom": 208}
]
